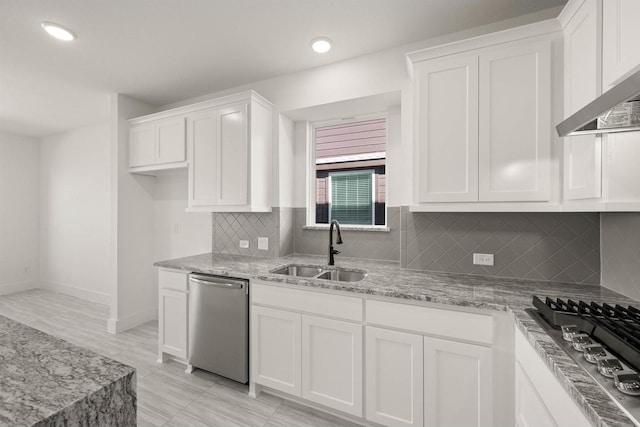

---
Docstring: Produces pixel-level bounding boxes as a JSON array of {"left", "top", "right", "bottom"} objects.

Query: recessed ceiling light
[
  {"left": 311, "top": 37, "right": 332, "bottom": 54},
  {"left": 41, "top": 22, "right": 76, "bottom": 41}
]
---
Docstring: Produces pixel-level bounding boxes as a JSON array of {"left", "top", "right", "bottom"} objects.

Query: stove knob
[
  {"left": 561, "top": 325, "right": 579, "bottom": 342},
  {"left": 571, "top": 333, "right": 594, "bottom": 352},
  {"left": 596, "top": 356, "right": 624, "bottom": 378},
  {"left": 583, "top": 344, "right": 607, "bottom": 363},
  {"left": 614, "top": 371, "right": 640, "bottom": 396}
]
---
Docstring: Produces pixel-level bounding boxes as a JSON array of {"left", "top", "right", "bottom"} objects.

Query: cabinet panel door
[
  {"left": 302, "top": 315, "right": 363, "bottom": 417},
  {"left": 251, "top": 306, "right": 301, "bottom": 396},
  {"left": 563, "top": 0, "right": 602, "bottom": 200},
  {"left": 515, "top": 363, "right": 558, "bottom": 427},
  {"left": 602, "top": 0, "right": 640, "bottom": 88},
  {"left": 366, "top": 327, "right": 423, "bottom": 427},
  {"left": 159, "top": 289, "right": 188, "bottom": 359},
  {"left": 188, "top": 109, "right": 218, "bottom": 207},
  {"left": 217, "top": 103, "right": 248, "bottom": 206},
  {"left": 424, "top": 336, "right": 492, "bottom": 427},
  {"left": 604, "top": 132, "right": 640, "bottom": 202},
  {"left": 157, "top": 116, "right": 186, "bottom": 164},
  {"left": 564, "top": 135, "right": 602, "bottom": 200},
  {"left": 129, "top": 123, "right": 156, "bottom": 167},
  {"left": 479, "top": 41, "right": 551, "bottom": 202},
  {"left": 414, "top": 55, "right": 479, "bottom": 202}
]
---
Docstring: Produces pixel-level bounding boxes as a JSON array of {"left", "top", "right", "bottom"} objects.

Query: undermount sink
[
  {"left": 270, "top": 264, "right": 367, "bottom": 282},
  {"left": 315, "top": 269, "right": 367, "bottom": 282},
  {"left": 270, "top": 265, "right": 324, "bottom": 277}
]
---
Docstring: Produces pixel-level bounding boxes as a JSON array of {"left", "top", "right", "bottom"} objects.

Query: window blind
[{"left": 330, "top": 171, "right": 373, "bottom": 225}]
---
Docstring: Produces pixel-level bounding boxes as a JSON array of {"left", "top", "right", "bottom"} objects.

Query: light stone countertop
[
  {"left": 0, "top": 315, "right": 136, "bottom": 427},
  {"left": 155, "top": 252, "right": 639, "bottom": 427}
]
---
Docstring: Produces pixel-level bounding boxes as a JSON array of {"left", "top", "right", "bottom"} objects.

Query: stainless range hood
[{"left": 556, "top": 68, "right": 640, "bottom": 137}]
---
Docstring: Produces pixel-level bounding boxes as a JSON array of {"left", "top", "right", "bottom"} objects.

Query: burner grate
[{"left": 532, "top": 296, "right": 640, "bottom": 371}]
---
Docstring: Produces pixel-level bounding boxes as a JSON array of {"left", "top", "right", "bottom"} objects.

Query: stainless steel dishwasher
[{"left": 187, "top": 273, "right": 249, "bottom": 384}]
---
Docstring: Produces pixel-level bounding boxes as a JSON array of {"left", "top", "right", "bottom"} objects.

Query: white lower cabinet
[
  {"left": 366, "top": 327, "right": 424, "bottom": 427},
  {"left": 251, "top": 283, "right": 363, "bottom": 417},
  {"left": 250, "top": 305, "right": 301, "bottom": 395},
  {"left": 515, "top": 328, "right": 590, "bottom": 427},
  {"left": 251, "top": 283, "right": 508, "bottom": 426},
  {"left": 423, "top": 336, "right": 492, "bottom": 427},
  {"left": 302, "top": 315, "right": 363, "bottom": 416},
  {"left": 515, "top": 363, "right": 559, "bottom": 427},
  {"left": 158, "top": 269, "right": 189, "bottom": 361}
]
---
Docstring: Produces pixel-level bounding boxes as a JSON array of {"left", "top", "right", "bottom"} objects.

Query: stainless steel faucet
[{"left": 328, "top": 220, "right": 343, "bottom": 265}]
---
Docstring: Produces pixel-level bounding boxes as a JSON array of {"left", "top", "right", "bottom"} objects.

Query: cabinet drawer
[
  {"left": 366, "top": 300, "right": 493, "bottom": 344},
  {"left": 159, "top": 269, "right": 188, "bottom": 292},
  {"left": 252, "top": 283, "right": 362, "bottom": 322}
]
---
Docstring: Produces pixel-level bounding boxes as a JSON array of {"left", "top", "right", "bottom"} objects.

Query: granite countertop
[
  {"left": 155, "top": 252, "right": 638, "bottom": 427},
  {"left": 0, "top": 315, "right": 136, "bottom": 427}
]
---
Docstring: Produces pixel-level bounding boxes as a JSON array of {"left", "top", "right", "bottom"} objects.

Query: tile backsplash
[
  {"left": 292, "top": 207, "right": 401, "bottom": 261},
  {"left": 401, "top": 208, "right": 600, "bottom": 284},
  {"left": 213, "top": 206, "right": 601, "bottom": 285},
  {"left": 601, "top": 212, "right": 640, "bottom": 300},
  {"left": 402, "top": 210, "right": 600, "bottom": 284},
  {"left": 212, "top": 208, "right": 293, "bottom": 258}
]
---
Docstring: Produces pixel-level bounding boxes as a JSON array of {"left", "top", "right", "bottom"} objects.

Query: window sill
[{"left": 303, "top": 225, "right": 391, "bottom": 232}]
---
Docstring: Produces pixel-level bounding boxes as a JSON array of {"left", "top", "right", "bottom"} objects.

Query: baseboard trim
[
  {"left": 0, "top": 280, "right": 38, "bottom": 295},
  {"left": 107, "top": 308, "right": 158, "bottom": 334},
  {"left": 40, "top": 280, "right": 110, "bottom": 305}
]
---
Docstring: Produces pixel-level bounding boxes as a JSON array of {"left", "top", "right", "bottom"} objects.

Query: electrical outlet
[
  {"left": 239, "top": 240, "right": 249, "bottom": 249},
  {"left": 473, "top": 253, "right": 494, "bottom": 266},
  {"left": 258, "top": 237, "right": 269, "bottom": 250}
]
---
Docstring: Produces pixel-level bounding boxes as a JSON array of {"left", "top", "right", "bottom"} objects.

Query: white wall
[
  {"left": 154, "top": 171, "right": 211, "bottom": 261},
  {"left": 108, "top": 93, "right": 157, "bottom": 333},
  {"left": 39, "top": 123, "right": 111, "bottom": 303},
  {"left": 0, "top": 132, "right": 39, "bottom": 294}
]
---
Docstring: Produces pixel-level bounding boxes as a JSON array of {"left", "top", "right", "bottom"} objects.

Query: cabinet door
[
  {"left": 424, "top": 336, "right": 492, "bottom": 427},
  {"left": 414, "top": 55, "right": 479, "bottom": 202},
  {"left": 479, "top": 41, "right": 551, "bottom": 202},
  {"left": 563, "top": 0, "right": 602, "bottom": 200},
  {"left": 251, "top": 306, "right": 301, "bottom": 396},
  {"left": 217, "top": 103, "right": 248, "bottom": 206},
  {"left": 301, "top": 315, "right": 363, "bottom": 417},
  {"left": 602, "top": 0, "right": 640, "bottom": 88},
  {"left": 515, "top": 363, "right": 558, "bottom": 427},
  {"left": 366, "top": 327, "right": 423, "bottom": 427},
  {"left": 158, "top": 288, "right": 188, "bottom": 359},
  {"left": 188, "top": 108, "right": 218, "bottom": 207},
  {"left": 188, "top": 104, "right": 248, "bottom": 209},
  {"left": 157, "top": 116, "right": 186, "bottom": 164},
  {"left": 129, "top": 122, "right": 156, "bottom": 167}
]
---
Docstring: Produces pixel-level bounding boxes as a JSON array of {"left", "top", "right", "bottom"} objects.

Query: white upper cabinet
[
  {"left": 129, "top": 116, "right": 186, "bottom": 172},
  {"left": 561, "top": 0, "right": 603, "bottom": 201},
  {"left": 602, "top": 0, "right": 640, "bottom": 89},
  {"left": 414, "top": 56, "right": 479, "bottom": 202},
  {"left": 187, "top": 93, "right": 272, "bottom": 212},
  {"left": 408, "top": 21, "right": 559, "bottom": 210},
  {"left": 128, "top": 91, "right": 273, "bottom": 212},
  {"left": 478, "top": 40, "right": 551, "bottom": 202}
]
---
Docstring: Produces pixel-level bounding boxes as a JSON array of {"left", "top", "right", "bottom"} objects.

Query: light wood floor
[{"left": 0, "top": 289, "right": 360, "bottom": 427}]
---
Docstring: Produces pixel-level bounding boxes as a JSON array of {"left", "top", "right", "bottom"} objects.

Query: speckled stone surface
[
  {"left": 155, "top": 252, "right": 639, "bottom": 427},
  {"left": 0, "top": 315, "right": 136, "bottom": 427}
]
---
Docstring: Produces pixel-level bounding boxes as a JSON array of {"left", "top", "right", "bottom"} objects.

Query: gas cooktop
[{"left": 527, "top": 296, "right": 640, "bottom": 425}]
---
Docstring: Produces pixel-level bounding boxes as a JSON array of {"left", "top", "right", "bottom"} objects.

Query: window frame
[{"left": 306, "top": 113, "right": 388, "bottom": 229}]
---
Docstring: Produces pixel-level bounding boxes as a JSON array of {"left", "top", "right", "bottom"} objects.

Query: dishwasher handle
[{"left": 189, "top": 275, "right": 247, "bottom": 291}]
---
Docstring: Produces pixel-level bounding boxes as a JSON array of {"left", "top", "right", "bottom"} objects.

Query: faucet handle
[{"left": 332, "top": 249, "right": 341, "bottom": 255}]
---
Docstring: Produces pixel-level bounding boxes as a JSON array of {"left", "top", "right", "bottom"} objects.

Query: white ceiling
[{"left": 0, "top": 0, "right": 567, "bottom": 138}]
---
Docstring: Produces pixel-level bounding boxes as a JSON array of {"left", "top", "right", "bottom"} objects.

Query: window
[{"left": 312, "top": 117, "right": 386, "bottom": 226}]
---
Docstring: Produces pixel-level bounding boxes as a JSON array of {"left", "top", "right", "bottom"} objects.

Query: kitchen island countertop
[
  {"left": 155, "top": 252, "right": 638, "bottom": 427},
  {"left": 0, "top": 315, "right": 136, "bottom": 427}
]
